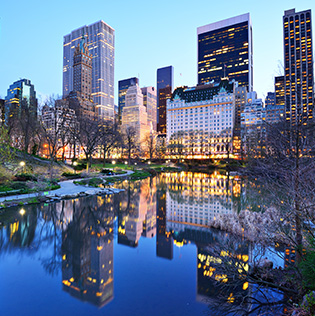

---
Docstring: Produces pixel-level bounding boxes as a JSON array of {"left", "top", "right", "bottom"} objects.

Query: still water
[{"left": 0, "top": 172, "right": 284, "bottom": 316}]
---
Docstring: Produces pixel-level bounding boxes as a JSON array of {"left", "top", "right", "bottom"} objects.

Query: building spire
[{"left": 80, "top": 30, "right": 85, "bottom": 52}]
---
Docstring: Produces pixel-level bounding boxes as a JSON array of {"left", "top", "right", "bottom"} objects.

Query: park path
[{"left": 0, "top": 170, "right": 133, "bottom": 203}]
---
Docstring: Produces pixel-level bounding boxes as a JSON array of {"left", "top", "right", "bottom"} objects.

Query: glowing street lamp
[
  {"left": 19, "top": 208, "right": 26, "bottom": 216},
  {"left": 73, "top": 161, "right": 78, "bottom": 174},
  {"left": 20, "top": 161, "right": 26, "bottom": 173}
]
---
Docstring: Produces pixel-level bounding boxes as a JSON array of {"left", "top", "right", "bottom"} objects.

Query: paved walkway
[{"left": 0, "top": 170, "right": 133, "bottom": 203}]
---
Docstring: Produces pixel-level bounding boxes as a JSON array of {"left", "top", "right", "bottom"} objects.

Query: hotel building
[
  {"left": 166, "top": 78, "right": 246, "bottom": 159},
  {"left": 198, "top": 13, "right": 253, "bottom": 92},
  {"left": 283, "top": 9, "right": 313, "bottom": 125},
  {"left": 63, "top": 20, "right": 115, "bottom": 120}
]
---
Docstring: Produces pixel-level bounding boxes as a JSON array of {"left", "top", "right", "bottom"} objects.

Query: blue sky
[{"left": 0, "top": 0, "right": 314, "bottom": 104}]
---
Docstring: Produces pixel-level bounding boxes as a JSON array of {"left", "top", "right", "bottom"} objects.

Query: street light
[
  {"left": 73, "top": 161, "right": 78, "bottom": 174},
  {"left": 20, "top": 161, "right": 26, "bottom": 173},
  {"left": 19, "top": 208, "right": 26, "bottom": 216}
]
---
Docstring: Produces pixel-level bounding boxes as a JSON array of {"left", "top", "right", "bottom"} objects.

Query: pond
[{"left": 0, "top": 172, "right": 286, "bottom": 316}]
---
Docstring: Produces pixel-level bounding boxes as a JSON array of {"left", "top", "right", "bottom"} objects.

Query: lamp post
[
  {"left": 73, "top": 161, "right": 78, "bottom": 174},
  {"left": 20, "top": 161, "right": 26, "bottom": 174}
]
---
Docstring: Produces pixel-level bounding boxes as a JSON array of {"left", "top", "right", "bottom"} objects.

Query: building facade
[
  {"left": 197, "top": 13, "right": 253, "bottom": 92},
  {"left": 118, "top": 77, "right": 139, "bottom": 122},
  {"left": 166, "top": 79, "right": 245, "bottom": 159},
  {"left": 63, "top": 20, "right": 115, "bottom": 120},
  {"left": 141, "top": 86, "right": 157, "bottom": 132},
  {"left": 157, "top": 66, "right": 174, "bottom": 134},
  {"left": 5, "top": 79, "right": 38, "bottom": 124},
  {"left": 121, "top": 84, "right": 150, "bottom": 148},
  {"left": 241, "top": 92, "right": 265, "bottom": 155},
  {"left": 283, "top": 9, "right": 314, "bottom": 125},
  {"left": 275, "top": 75, "right": 285, "bottom": 108},
  {"left": 265, "top": 92, "right": 276, "bottom": 108}
]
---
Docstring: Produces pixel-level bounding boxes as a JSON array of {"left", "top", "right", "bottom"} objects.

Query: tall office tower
[
  {"left": 265, "top": 92, "right": 276, "bottom": 107},
  {"left": 121, "top": 84, "right": 150, "bottom": 147},
  {"left": 118, "top": 77, "right": 139, "bottom": 122},
  {"left": 197, "top": 13, "right": 253, "bottom": 92},
  {"left": 275, "top": 76, "right": 285, "bottom": 107},
  {"left": 73, "top": 36, "right": 93, "bottom": 101},
  {"left": 283, "top": 9, "right": 314, "bottom": 124},
  {"left": 141, "top": 86, "right": 157, "bottom": 132},
  {"left": 5, "top": 79, "right": 38, "bottom": 123},
  {"left": 66, "top": 36, "right": 95, "bottom": 118},
  {"left": 63, "top": 20, "right": 115, "bottom": 120},
  {"left": 157, "top": 66, "right": 174, "bottom": 134}
]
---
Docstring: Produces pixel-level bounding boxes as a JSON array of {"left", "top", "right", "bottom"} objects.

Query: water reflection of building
[
  {"left": 117, "top": 178, "right": 157, "bottom": 247},
  {"left": 165, "top": 172, "right": 239, "bottom": 233},
  {"left": 61, "top": 195, "right": 115, "bottom": 307},
  {"left": 156, "top": 173, "right": 173, "bottom": 260}
]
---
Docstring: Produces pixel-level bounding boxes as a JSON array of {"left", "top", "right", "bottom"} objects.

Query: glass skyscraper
[
  {"left": 5, "top": 79, "right": 38, "bottom": 123},
  {"left": 63, "top": 20, "right": 115, "bottom": 120},
  {"left": 197, "top": 13, "right": 253, "bottom": 92},
  {"left": 283, "top": 9, "right": 313, "bottom": 125},
  {"left": 157, "top": 66, "right": 174, "bottom": 134}
]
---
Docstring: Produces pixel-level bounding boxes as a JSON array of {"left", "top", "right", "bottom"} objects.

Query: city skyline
[{"left": 0, "top": 0, "right": 314, "bottom": 105}]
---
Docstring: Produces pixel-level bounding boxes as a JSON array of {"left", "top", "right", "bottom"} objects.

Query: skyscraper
[
  {"left": 141, "top": 86, "right": 157, "bottom": 132},
  {"left": 283, "top": 9, "right": 313, "bottom": 125},
  {"left": 63, "top": 20, "right": 115, "bottom": 120},
  {"left": 118, "top": 77, "right": 139, "bottom": 122},
  {"left": 157, "top": 66, "right": 173, "bottom": 134},
  {"left": 5, "top": 79, "right": 38, "bottom": 124},
  {"left": 275, "top": 76, "right": 285, "bottom": 108},
  {"left": 265, "top": 92, "right": 276, "bottom": 108},
  {"left": 121, "top": 84, "right": 150, "bottom": 147},
  {"left": 197, "top": 13, "right": 253, "bottom": 92}
]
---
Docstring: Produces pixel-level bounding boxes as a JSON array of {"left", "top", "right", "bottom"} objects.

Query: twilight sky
[{"left": 0, "top": 0, "right": 314, "bottom": 104}]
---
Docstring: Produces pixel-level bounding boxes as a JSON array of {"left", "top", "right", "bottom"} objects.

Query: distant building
[
  {"left": 283, "top": 9, "right": 314, "bottom": 125},
  {"left": 265, "top": 92, "right": 276, "bottom": 108},
  {"left": 63, "top": 20, "right": 115, "bottom": 120},
  {"left": 141, "top": 86, "right": 157, "bottom": 132},
  {"left": 157, "top": 66, "right": 173, "bottom": 134},
  {"left": 5, "top": 79, "right": 38, "bottom": 125},
  {"left": 241, "top": 92, "right": 265, "bottom": 155},
  {"left": 118, "top": 77, "right": 139, "bottom": 122},
  {"left": 66, "top": 35, "right": 95, "bottom": 118},
  {"left": 121, "top": 84, "right": 150, "bottom": 148},
  {"left": 41, "top": 101, "right": 76, "bottom": 158},
  {"left": 265, "top": 105, "right": 285, "bottom": 124},
  {"left": 197, "top": 13, "right": 253, "bottom": 92},
  {"left": 166, "top": 78, "right": 246, "bottom": 159},
  {"left": 275, "top": 76, "right": 285, "bottom": 108}
]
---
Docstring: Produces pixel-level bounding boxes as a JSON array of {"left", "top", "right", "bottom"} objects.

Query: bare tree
[
  {"left": 99, "top": 120, "right": 121, "bottom": 167},
  {"left": 73, "top": 112, "right": 102, "bottom": 172},
  {"left": 123, "top": 126, "right": 137, "bottom": 165},
  {"left": 144, "top": 132, "right": 156, "bottom": 161},
  {"left": 40, "top": 96, "right": 76, "bottom": 177}
]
